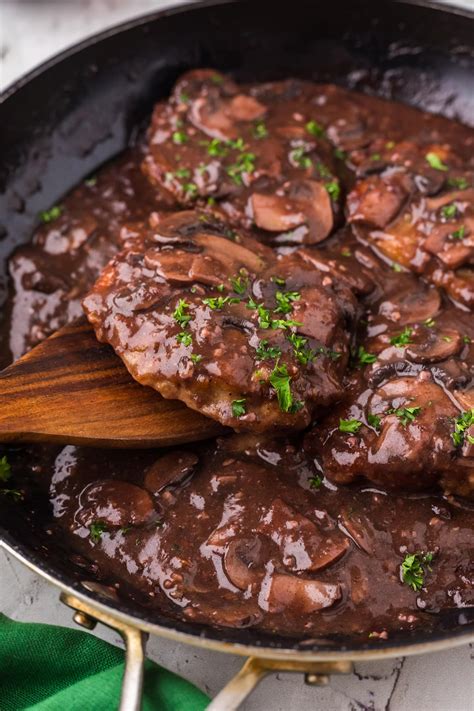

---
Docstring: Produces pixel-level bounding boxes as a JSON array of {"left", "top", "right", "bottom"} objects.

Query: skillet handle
[
  {"left": 208, "top": 657, "right": 353, "bottom": 711},
  {"left": 61, "top": 592, "right": 147, "bottom": 711}
]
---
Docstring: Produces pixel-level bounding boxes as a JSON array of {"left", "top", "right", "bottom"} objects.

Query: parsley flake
[
  {"left": 173, "top": 299, "right": 192, "bottom": 328},
  {"left": 339, "top": 418, "right": 362, "bottom": 434},
  {"left": 231, "top": 399, "right": 247, "bottom": 418},
  {"left": 39, "top": 205, "right": 62, "bottom": 223},
  {"left": 452, "top": 225, "right": 466, "bottom": 240},
  {"left": 325, "top": 181, "right": 341, "bottom": 201},
  {"left": 289, "top": 146, "right": 312, "bottom": 169},
  {"left": 190, "top": 353, "right": 202, "bottom": 365},
  {"left": 305, "top": 120, "right": 325, "bottom": 137},
  {"left": 356, "top": 346, "right": 377, "bottom": 366},
  {"left": 452, "top": 409, "right": 474, "bottom": 447},
  {"left": 401, "top": 551, "right": 434, "bottom": 591},
  {"left": 177, "top": 331, "right": 192, "bottom": 347},
  {"left": 390, "top": 406, "right": 421, "bottom": 427},
  {"left": 447, "top": 176, "right": 468, "bottom": 189},
  {"left": 308, "top": 474, "right": 323, "bottom": 490},
  {"left": 172, "top": 131, "right": 188, "bottom": 145},
  {"left": 0, "top": 456, "right": 11, "bottom": 483},
  {"left": 441, "top": 203, "right": 458, "bottom": 219},
  {"left": 274, "top": 290, "right": 301, "bottom": 314},
  {"left": 202, "top": 296, "right": 240, "bottom": 310},
  {"left": 256, "top": 340, "right": 282, "bottom": 361},
  {"left": 367, "top": 413, "right": 381, "bottom": 430},
  {"left": 89, "top": 522, "right": 108, "bottom": 543},
  {"left": 425, "top": 152, "right": 449, "bottom": 171},
  {"left": 253, "top": 121, "right": 268, "bottom": 139},
  {"left": 390, "top": 327, "right": 413, "bottom": 347},
  {"left": 269, "top": 363, "right": 294, "bottom": 413}
]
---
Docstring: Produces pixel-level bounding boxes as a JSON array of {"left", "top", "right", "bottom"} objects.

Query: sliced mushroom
[
  {"left": 377, "top": 280, "right": 441, "bottom": 324},
  {"left": 227, "top": 94, "right": 266, "bottom": 121},
  {"left": 223, "top": 537, "right": 267, "bottom": 590},
  {"left": 250, "top": 193, "right": 306, "bottom": 232},
  {"left": 77, "top": 480, "right": 156, "bottom": 528},
  {"left": 347, "top": 175, "right": 407, "bottom": 228},
  {"left": 288, "top": 179, "right": 334, "bottom": 244},
  {"left": 257, "top": 499, "right": 349, "bottom": 572},
  {"left": 189, "top": 96, "right": 237, "bottom": 141},
  {"left": 405, "top": 329, "right": 462, "bottom": 364},
  {"left": 265, "top": 572, "right": 341, "bottom": 613},
  {"left": 338, "top": 509, "right": 375, "bottom": 555},
  {"left": 144, "top": 452, "right": 198, "bottom": 495}
]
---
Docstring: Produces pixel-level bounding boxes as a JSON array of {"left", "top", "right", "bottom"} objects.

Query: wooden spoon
[{"left": 0, "top": 319, "right": 226, "bottom": 448}]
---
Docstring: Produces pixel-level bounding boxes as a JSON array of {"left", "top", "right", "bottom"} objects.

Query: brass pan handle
[
  {"left": 61, "top": 592, "right": 352, "bottom": 711},
  {"left": 61, "top": 592, "right": 147, "bottom": 711}
]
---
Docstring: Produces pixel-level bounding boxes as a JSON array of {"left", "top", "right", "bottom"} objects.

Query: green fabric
[{"left": 0, "top": 614, "right": 209, "bottom": 710}]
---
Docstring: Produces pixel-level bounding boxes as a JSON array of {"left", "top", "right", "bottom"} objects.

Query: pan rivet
[
  {"left": 305, "top": 673, "right": 329, "bottom": 686},
  {"left": 73, "top": 610, "right": 97, "bottom": 630}
]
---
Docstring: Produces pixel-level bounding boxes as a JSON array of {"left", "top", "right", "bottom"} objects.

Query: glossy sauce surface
[{"left": 0, "top": 72, "right": 473, "bottom": 641}]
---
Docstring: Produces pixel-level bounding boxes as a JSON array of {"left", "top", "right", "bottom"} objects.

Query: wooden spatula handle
[{"left": 0, "top": 319, "right": 225, "bottom": 448}]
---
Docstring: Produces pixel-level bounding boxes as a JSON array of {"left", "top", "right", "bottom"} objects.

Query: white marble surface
[{"left": 1, "top": 1, "right": 474, "bottom": 709}]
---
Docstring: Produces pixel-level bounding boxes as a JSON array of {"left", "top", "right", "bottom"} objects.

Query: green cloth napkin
[{"left": 0, "top": 613, "right": 209, "bottom": 710}]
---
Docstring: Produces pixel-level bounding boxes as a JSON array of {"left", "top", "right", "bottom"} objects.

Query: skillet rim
[{"left": 1, "top": 0, "right": 474, "bottom": 659}]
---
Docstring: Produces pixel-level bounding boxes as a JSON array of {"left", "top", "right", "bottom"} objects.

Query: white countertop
[{"left": 1, "top": 1, "right": 474, "bottom": 708}]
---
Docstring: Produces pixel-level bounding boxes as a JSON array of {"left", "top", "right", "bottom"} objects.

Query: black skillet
[{"left": 1, "top": 0, "right": 473, "bottom": 708}]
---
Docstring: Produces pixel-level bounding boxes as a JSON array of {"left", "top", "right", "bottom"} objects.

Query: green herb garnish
[
  {"left": 89, "top": 522, "right": 108, "bottom": 543},
  {"left": 39, "top": 205, "right": 62, "bottom": 223},
  {"left": 0, "top": 456, "right": 11, "bottom": 483},
  {"left": 274, "top": 290, "right": 301, "bottom": 314},
  {"left": 390, "top": 327, "right": 413, "bottom": 347},
  {"left": 339, "top": 418, "right": 362, "bottom": 434},
  {"left": 226, "top": 152, "right": 256, "bottom": 185},
  {"left": 177, "top": 331, "right": 192, "bottom": 347},
  {"left": 202, "top": 296, "right": 240, "bottom": 310},
  {"left": 255, "top": 340, "right": 282, "bottom": 361},
  {"left": 424, "top": 318, "right": 436, "bottom": 328},
  {"left": 452, "top": 409, "right": 474, "bottom": 447},
  {"left": 401, "top": 551, "right": 434, "bottom": 591},
  {"left": 447, "top": 176, "right": 468, "bottom": 189},
  {"left": 287, "top": 332, "right": 316, "bottom": 365},
  {"left": 305, "top": 120, "right": 325, "bottom": 137},
  {"left": 355, "top": 346, "right": 377, "bottom": 366},
  {"left": 367, "top": 413, "right": 381, "bottom": 430},
  {"left": 325, "top": 181, "right": 341, "bottom": 201},
  {"left": 253, "top": 121, "right": 268, "bottom": 139},
  {"left": 269, "top": 363, "right": 293, "bottom": 413},
  {"left": 308, "top": 474, "right": 323, "bottom": 489},
  {"left": 173, "top": 299, "right": 192, "bottom": 328},
  {"left": 230, "top": 273, "right": 248, "bottom": 294},
  {"left": 425, "top": 152, "right": 448, "bottom": 171},
  {"left": 289, "top": 146, "right": 312, "bottom": 169},
  {"left": 231, "top": 398, "right": 247, "bottom": 417},
  {"left": 390, "top": 406, "right": 421, "bottom": 427},
  {"left": 451, "top": 225, "right": 466, "bottom": 240},
  {"left": 172, "top": 131, "right": 188, "bottom": 145},
  {"left": 440, "top": 203, "right": 457, "bottom": 219},
  {"left": 190, "top": 353, "right": 202, "bottom": 364}
]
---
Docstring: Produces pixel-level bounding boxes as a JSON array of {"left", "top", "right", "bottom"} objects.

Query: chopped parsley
[
  {"left": 451, "top": 225, "right": 466, "bottom": 240},
  {"left": 334, "top": 148, "right": 347, "bottom": 160},
  {"left": 271, "top": 276, "right": 286, "bottom": 287},
  {"left": 390, "top": 326, "right": 413, "bottom": 347},
  {"left": 355, "top": 346, "right": 377, "bottom": 366},
  {"left": 287, "top": 332, "right": 316, "bottom": 365},
  {"left": 371, "top": 153, "right": 382, "bottom": 161},
  {"left": 440, "top": 203, "right": 458, "bottom": 219},
  {"left": 339, "top": 418, "right": 362, "bottom": 434},
  {"left": 172, "top": 131, "right": 188, "bottom": 145},
  {"left": 392, "top": 263, "right": 402, "bottom": 272},
  {"left": 425, "top": 152, "right": 448, "bottom": 172},
  {"left": 341, "top": 248, "right": 352, "bottom": 257},
  {"left": 269, "top": 363, "right": 293, "bottom": 413},
  {"left": 190, "top": 353, "right": 202, "bottom": 364},
  {"left": 463, "top": 335, "right": 472, "bottom": 344},
  {"left": 89, "top": 522, "right": 108, "bottom": 543},
  {"left": 183, "top": 182, "right": 198, "bottom": 198},
  {"left": 174, "top": 168, "right": 191, "bottom": 179},
  {"left": 390, "top": 406, "right": 421, "bottom": 427},
  {"left": 442, "top": 335, "right": 452, "bottom": 342},
  {"left": 177, "top": 331, "right": 192, "bottom": 347},
  {"left": 385, "top": 140, "right": 396, "bottom": 149},
  {"left": 325, "top": 181, "right": 341, "bottom": 201},
  {"left": 0, "top": 456, "right": 11, "bottom": 483},
  {"left": 401, "top": 551, "right": 434, "bottom": 591},
  {"left": 231, "top": 398, "right": 247, "bottom": 418},
  {"left": 367, "top": 413, "right": 381, "bottom": 430},
  {"left": 173, "top": 299, "right": 192, "bottom": 328},
  {"left": 202, "top": 296, "right": 240, "bottom": 310},
  {"left": 256, "top": 340, "right": 282, "bottom": 361},
  {"left": 447, "top": 176, "right": 469, "bottom": 189},
  {"left": 308, "top": 474, "right": 323, "bottom": 489},
  {"left": 452, "top": 409, "right": 474, "bottom": 447},
  {"left": 424, "top": 317, "right": 436, "bottom": 328},
  {"left": 226, "top": 152, "right": 256, "bottom": 185},
  {"left": 178, "top": 92, "right": 190, "bottom": 104},
  {"left": 230, "top": 273, "right": 248, "bottom": 294},
  {"left": 207, "top": 138, "right": 228, "bottom": 157},
  {"left": 289, "top": 146, "right": 312, "bottom": 169},
  {"left": 253, "top": 121, "right": 268, "bottom": 139},
  {"left": 39, "top": 205, "right": 62, "bottom": 223},
  {"left": 274, "top": 290, "right": 301, "bottom": 314},
  {"left": 305, "top": 119, "right": 325, "bottom": 137}
]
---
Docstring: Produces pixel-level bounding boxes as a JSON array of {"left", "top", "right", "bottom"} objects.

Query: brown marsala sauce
[{"left": 0, "top": 71, "right": 473, "bottom": 641}]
